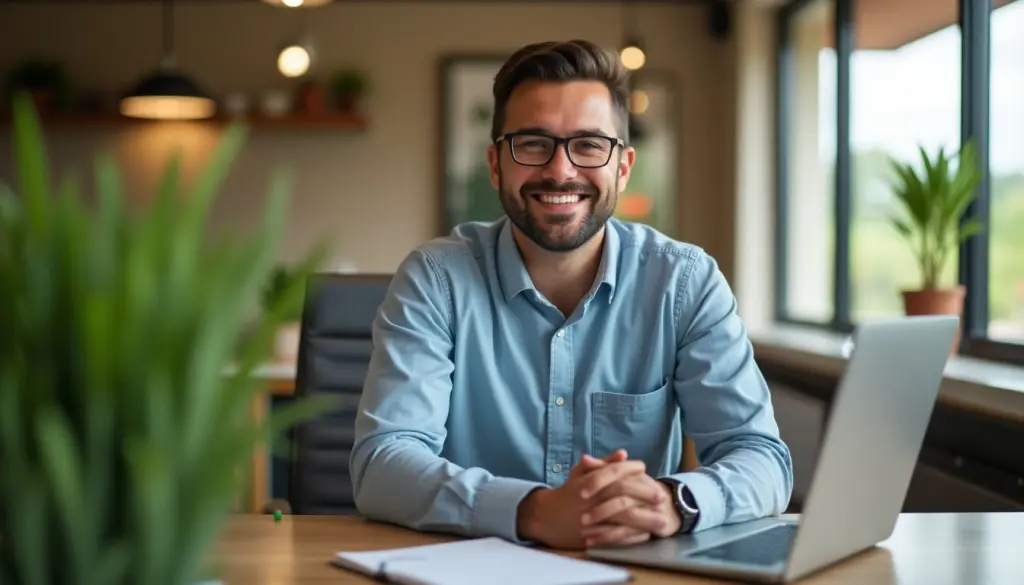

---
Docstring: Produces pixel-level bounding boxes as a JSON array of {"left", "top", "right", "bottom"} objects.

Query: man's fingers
[
  {"left": 603, "top": 449, "right": 628, "bottom": 462},
  {"left": 611, "top": 507, "right": 671, "bottom": 534},
  {"left": 582, "top": 524, "right": 651, "bottom": 548},
  {"left": 592, "top": 474, "right": 665, "bottom": 506},
  {"left": 578, "top": 460, "right": 647, "bottom": 499},
  {"left": 571, "top": 450, "right": 628, "bottom": 478},
  {"left": 581, "top": 495, "right": 641, "bottom": 526},
  {"left": 570, "top": 455, "right": 604, "bottom": 478}
]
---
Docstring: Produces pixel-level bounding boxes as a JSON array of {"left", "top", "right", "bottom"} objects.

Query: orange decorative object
[{"left": 618, "top": 193, "right": 653, "bottom": 218}]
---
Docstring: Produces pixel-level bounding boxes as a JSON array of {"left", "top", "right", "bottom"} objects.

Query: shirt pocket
[{"left": 590, "top": 380, "right": 676, "bottom": 471}]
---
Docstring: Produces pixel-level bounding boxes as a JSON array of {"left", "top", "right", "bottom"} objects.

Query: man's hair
[{"left": 491, "top": 39, "right": 631, "bottom": 144}]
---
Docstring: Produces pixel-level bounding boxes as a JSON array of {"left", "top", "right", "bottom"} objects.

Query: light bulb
[
  {"left": 620, "top": 46, "right": 646, "bottom": 70},
  {"left": 277, "top": 45, "right": 310, "bottom": 77},
  {"left": 629, "top": 90, "right": 649, "bottom": 115},
  {"left": 282, "top": 0, "right": 303, "bottom": 6}
]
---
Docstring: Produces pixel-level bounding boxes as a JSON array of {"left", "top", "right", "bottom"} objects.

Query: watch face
[
  {"left": 678, "top": 487, "right": 695, "bottom": 514},
  {"left": 679, "top": 484, "right": 699, "bottom": 513}
]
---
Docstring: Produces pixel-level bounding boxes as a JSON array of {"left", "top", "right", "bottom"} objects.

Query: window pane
[
  {"left": 615, "top": 75, "right": 679, "bottom": 237},
  {"left": 783, "top": 0, "right": 835, "bottom": 323},
  {"left": 988, "top": 0, "right": 1024, "bottom": 343},
  {"left": 850, "top": 0, "right": 961, "bottom": 320}
]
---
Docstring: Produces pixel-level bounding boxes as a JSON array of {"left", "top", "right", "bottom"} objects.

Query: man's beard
[{"left": 498, "top": 168, "right": 616, "bottom": 253}]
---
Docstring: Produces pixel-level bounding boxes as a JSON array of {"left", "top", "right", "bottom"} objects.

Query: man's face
[{"left": 487, "top": 80, "right": 635, "bottom": 253}]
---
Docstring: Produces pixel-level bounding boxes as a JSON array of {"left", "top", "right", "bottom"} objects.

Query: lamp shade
[
  {"left": 261, "top": 0, "right": 333, "bottom": 6},
  {"left": 119, "top": 69, "right": 216, "bottom": 120}
]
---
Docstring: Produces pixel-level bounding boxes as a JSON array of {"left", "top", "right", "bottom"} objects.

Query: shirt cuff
[
  {"left": 471, "top": 477, "right": 548, "bottom": 543},
  {"left": 664, "top": 470, "right": 726, "bottom": 533}
]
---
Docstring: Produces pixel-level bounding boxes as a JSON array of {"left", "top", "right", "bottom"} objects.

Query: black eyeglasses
[{"left": 496, "top": 132, "right": 624, "bottom": 169}]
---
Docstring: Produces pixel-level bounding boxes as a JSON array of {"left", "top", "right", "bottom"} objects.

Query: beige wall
[{"left": 0, "top": 1, "right": 741, "bottom": 280}]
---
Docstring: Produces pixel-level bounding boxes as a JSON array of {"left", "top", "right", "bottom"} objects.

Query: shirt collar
[{"left": 496, "top": 217, "right": 619, "bottom": 303}]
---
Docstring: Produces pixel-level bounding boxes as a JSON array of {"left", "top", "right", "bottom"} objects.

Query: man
[{"left": 350, "top": 39, "right": 792, "bottom": 551}]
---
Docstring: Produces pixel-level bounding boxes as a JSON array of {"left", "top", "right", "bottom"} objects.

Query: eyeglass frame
[{"left": 494, "top": 131, "right": 627, "bottom": 169}]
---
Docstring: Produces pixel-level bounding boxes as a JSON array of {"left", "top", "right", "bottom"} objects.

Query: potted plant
[
  {"left": 3, "top": 59, "right": 72, "bottom": 114},
  {"left": 887, "top": 139, "right": 984, "bottom": 353},
  {"left": 329, "top": 67, "right": 369, "bottom": 113},
  {"left": 0, "top": 93, "right": 335, "bottom": 585},
  {"left": 262, "top": 263, "right": 306, "bottom": 361}
]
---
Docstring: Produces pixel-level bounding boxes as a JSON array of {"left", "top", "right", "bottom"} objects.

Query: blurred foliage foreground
[{"left": 0, "top": 94, "right": 335, "bottom": 585}]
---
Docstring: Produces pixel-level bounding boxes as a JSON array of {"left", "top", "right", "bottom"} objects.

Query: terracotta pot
[
  {"left": 299, "top": 82, "right": 326, "bottom": 115},
  {"left": 336, "top": 91, "right": 360, "bottom": 113},
  {"left": 901, "top": 286, "right": 965, "bottom": 355},
  {"left": 29, "top": 88, "right": 54, "bottom": 114}
]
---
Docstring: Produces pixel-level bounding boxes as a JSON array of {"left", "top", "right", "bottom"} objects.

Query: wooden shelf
[{"left": 0, "top": 112, "right": 368, "bottom": 131}]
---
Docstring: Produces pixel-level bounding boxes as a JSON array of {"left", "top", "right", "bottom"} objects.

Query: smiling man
[{"left": 350, "top": 40, "right": 793, "bottom": 550}]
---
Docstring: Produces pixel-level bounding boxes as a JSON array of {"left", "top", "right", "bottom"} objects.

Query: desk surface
[{"left": 214, "top": 512, "right": 1024, "bottom": 584}]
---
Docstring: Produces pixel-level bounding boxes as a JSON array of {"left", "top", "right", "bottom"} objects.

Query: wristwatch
[{"left": 658, "top": 477, "right": 700, "bottom": 534}]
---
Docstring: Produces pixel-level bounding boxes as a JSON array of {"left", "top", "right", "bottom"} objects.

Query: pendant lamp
[
  {"left": 261, "top": 0, "right": 334, "bottom": 7},
  {"left": 120, "top": 0, "right": 215, "bottom": 121}
]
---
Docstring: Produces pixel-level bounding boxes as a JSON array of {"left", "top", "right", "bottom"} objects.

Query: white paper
[{"left": 334, "top": 537, "right": 632, "bottom": 585}]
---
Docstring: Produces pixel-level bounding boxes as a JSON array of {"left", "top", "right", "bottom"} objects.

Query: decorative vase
[
  {"left": 299, "top": 81, "right": 326, "bottom": 115},
  {"left": 901, "top": 285, "right": 966, "bottom": 355},
  {"left": 274, "top": 321, "right": 301, "bottom": 361}
]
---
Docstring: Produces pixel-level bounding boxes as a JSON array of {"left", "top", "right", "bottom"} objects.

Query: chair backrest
[{"left": 288, "top": 272, "right": 392, "bottom": 514}]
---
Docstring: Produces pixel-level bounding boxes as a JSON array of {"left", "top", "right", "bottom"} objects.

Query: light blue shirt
[{"left": 350, "top": 216, "right": 793, "bottom": 542}]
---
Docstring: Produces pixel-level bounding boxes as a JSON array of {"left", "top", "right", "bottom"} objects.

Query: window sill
[{"left": 749, "top": 323, "right": 1024, "bottom": 423}]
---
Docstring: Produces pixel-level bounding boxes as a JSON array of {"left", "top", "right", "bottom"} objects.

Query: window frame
[{"left": 774, "top": 0, "right": 1024, "bottom": 365}]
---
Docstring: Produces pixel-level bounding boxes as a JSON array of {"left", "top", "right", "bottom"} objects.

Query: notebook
[{"left": 332, "top": 536, "right": 632, "bottom": 585}]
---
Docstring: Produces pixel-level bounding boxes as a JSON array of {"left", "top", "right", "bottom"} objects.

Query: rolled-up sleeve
[
  {"left": 348, "top": 249, "right": 546, "bottom": 541},
  {"left": 664, "top": 251, "right": 794, "bottom": 532}
]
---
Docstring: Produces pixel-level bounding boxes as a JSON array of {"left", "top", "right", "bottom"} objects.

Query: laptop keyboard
[{"left": 689, "top": 523, "right": 799, "bottom": 566}]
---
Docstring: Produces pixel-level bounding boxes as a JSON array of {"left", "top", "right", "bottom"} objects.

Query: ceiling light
[
  {"left": 620, "top": 42, "right": 646, "bottom": 71},
  {"left": 261, "top": 0, "right": 334, "bottom": 7},
  {"left": 277, "top": 43, "right": 313, "bottom": 78},
  {"left": 629, "top": 89, "right": 649, "bottom": 115},
  {"left": 121, "top": 71, "right": 215, "bottom": 120},
  {"left": 120, "top": 0, "right": 215, "bottom": 120}
]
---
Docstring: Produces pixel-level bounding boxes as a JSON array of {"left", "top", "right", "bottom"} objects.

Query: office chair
[{"left": 288, "top": 272, "right": 392, "bottom": 515}]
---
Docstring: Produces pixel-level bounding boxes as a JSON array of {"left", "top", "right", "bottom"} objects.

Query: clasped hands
[{"left": 516, "top": 448, "right": 682, "bottom": 550}]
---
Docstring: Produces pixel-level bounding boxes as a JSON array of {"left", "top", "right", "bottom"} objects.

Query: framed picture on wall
[
  {"left": 437, "top": 54, "right": 509, "bottom": 234},
  {"left": 437, "top": 54, "right": 680, "bottom": 238}
]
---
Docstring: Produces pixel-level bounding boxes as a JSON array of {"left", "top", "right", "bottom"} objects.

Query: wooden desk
[
  {"left": 213, "top": 513, "right": 1024, "bottom": 584},
  {"left": 256, "top": 361, "right": 297, "bottom": 397}
]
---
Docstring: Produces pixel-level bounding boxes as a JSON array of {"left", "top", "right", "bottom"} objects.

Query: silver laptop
[{"left": 587, "top": 315, "right": 959, "bottom": 583}]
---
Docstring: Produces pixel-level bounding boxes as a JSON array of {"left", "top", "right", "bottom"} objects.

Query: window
[
  {"left": 849, "top": 0, "right": 961, "bottom": 320},
  {"left": 615, "top": 72, "right": 679, "bottom": 237},
  {"left": 776, "top": 0, "right": 1024, "bottom": 364},
  {"left": 988, "top": 0, "right": 1024, "bottom": 343},
  {"left": 777, "top": 0, "right": 836, "bottom": 324}
]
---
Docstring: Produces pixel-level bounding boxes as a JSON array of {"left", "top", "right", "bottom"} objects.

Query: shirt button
[
  {"left": 556, "top": 329, "right": 565, "bottom": 337},
  {"left": 555, "top": 397, "right": 565, "bottom": 406},
  {"left": 552, "top": 464, "right": 562, "bottom": 473}
]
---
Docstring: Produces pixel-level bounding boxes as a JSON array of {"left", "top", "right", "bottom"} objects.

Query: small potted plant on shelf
[
  {"left": 887, "top": 139, "right": 984, "bottom": 353},
  {"left": 262, "top": 262, "right": 306, "bottom": 361},
  {"left": 3, "top": 58, "right": 72, "bottom": 114},
  {"left": 329, "top": 67, "right": 369, "bottom": 114},
  {"left": 0, "top": 93, "right": 335, "bottom": 585}
]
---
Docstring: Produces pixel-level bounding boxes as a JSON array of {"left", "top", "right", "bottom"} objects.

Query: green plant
[
  {"left": 329, "top": 68, "right": 369, "bottom": 96},
  {"left": 4, "top": 59, "right": 72, "bottom": 110},
  {"left": 261, "top": 263, "right": 304, "bottom": 322},
  {"left": 887, "top": 139, "right": 984, "bottom": 291},
  {"left": 0, "top": 93, "right": 335, "bottom": 585}
]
